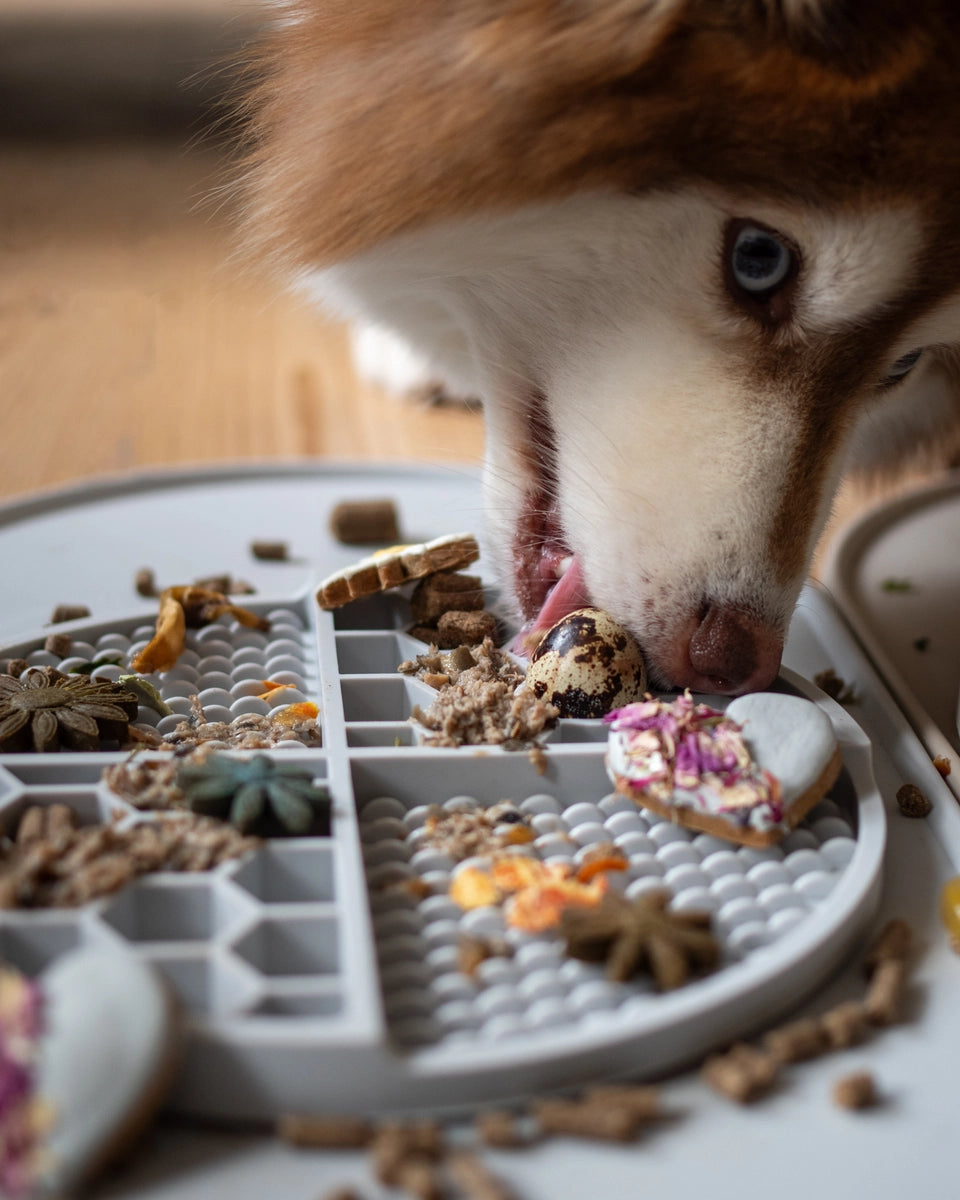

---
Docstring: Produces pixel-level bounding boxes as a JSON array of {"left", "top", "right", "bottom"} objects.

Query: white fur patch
[{"left": 300, "top": 185, "right": 937, "bottom": 681}]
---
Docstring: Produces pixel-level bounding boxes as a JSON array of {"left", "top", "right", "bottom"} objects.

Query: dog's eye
[
  {"left": 730, "top": 226, "right": 794, "bottom": 296},
  {"left": 881, "top": 348, "right": 923, "bottom": 385}
]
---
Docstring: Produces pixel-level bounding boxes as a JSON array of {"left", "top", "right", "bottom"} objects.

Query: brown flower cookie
[{"left": 316, "top": 533, "right": 480, "bottom": 610}]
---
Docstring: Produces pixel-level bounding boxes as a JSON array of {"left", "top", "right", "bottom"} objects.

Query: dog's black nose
[{"left": 686, "top": 605, "right": 782, "bottom": 694}]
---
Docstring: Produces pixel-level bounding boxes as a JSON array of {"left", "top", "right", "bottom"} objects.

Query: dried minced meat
[{"left": 405, "top": 638, "right": 558, "bottom": 748}]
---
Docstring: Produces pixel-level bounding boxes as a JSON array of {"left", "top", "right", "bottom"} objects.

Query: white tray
[
  {"left": 0, "top": 463, "right": 889, "bottom": 1119},
  {"left": 822, "top": 470, "right": 960, "bottom": 803}
]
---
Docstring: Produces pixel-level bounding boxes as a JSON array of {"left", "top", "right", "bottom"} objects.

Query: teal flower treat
[{"left": 176, "top": 754, "right": 331, "bottom": 837}]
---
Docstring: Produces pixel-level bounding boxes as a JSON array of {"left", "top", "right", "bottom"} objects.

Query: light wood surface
[
  {"left": 0, "top": 141, "right": 484, "bottom": 504},
  {"left": 0, "top": 138, "right": 934, "bottom": 578}
]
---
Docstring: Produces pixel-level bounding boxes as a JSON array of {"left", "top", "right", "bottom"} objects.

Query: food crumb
[
  {"left": 250, "top": 540, "right": 290, "bottom": 562},
  {"left": 329, "top": 498, "right": 400, "bottom": 545},
  {"left": 43, "top": 632, "right": 72, "bottom": 658},
  {"left": 895, "top": 783, "right": 932, "bottom": 818},
  {"left": 880, "top": 577, "right": 913, "bottom": 593},
  {"left": 812, "top": 667, "right": 856, "bottom": 704},
  {"left": 933, "top": 755, "right": 952, "bottom": 778},
  {"left": 48, "top": 604, "right": 91, "bottom": 624},
  {"left": 832, "top": 1070, "right": 878, "bottom": 1110},
  {"left": 134, "top": 567, "right": 158, "bottom": 597},
  {"left": 913, "top": 636, "right": 930, "bottom": 651}
]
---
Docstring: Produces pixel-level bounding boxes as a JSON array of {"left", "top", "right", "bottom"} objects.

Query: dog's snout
[{"left": 683, "top": 604, "right": 783, "bottom": 695}]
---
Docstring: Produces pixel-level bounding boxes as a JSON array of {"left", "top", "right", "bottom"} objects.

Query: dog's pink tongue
[{"left": 529, "top": 555, "right": 590, "bottom": 638}]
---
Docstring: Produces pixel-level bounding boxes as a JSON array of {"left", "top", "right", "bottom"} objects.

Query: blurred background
[{"left": 0, "top": 0, "right": 483, "bottom": 504}]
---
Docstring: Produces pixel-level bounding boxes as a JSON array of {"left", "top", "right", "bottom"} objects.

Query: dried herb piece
[
  {"left": 880, "top": 578, "right": 912, "bottom": 593},
  {"left": 130, "top": 586, "right": 269, "bottom": 674},
  {"left": 176, "top": 753, "right": 331, "bottom": 836},
  {"left": 560, "top": 890, "right": 718, "bottom": 988},
  {"left": 0, "top": 668, "right": 139, "bottom": 753},
  {"left": 67, "top": 654, "right": 124, "bottom": 676},
  {"left": 117, "top": 675, "right": 173, "bottom": 716}
]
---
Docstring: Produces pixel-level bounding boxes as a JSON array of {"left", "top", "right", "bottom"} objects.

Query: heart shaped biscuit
[{"left": 606, "top": 691, "right": 843, "bottom": 847}]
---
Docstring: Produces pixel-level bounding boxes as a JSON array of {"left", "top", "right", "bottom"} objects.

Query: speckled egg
[{"left": 525, "top": 608, "right": 647, "bottom": 719}]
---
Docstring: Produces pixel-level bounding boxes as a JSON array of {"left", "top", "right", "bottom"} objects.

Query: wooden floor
[
  {"left": 0, "top": 136, "right": 934, "bottom": 577},
  {"left": 0, "top": 140, "right": 484, "bottom": 504}
]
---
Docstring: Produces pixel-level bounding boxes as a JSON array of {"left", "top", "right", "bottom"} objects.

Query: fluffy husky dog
[{"left": 241, "top": 0, "right": 960, "bottom": 693}]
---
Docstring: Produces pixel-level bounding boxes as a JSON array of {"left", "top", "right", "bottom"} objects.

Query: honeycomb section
[
  {"left": 353, "top": 754, "right": 859, "bottom": 1047},
  {"left": 0, "top": 920, "right": 83, "bottom": 975},
  {"left": 0, "top": 786, "right": 126, "bottom": 839},
  {"left": 336, "top": 632, "right": 431, "bottom": 675},
  {"left": 230, "top": 844, "right": 335, "bottom": 904},
  {"left": 98, "top": 877, "right": 258, "bottom": 944},
  {"left": 231, "top": 915, "right": 340, "bottom": 978},
  {"left": 144, "top": 948, "right": 263, "bottom": 1017}
]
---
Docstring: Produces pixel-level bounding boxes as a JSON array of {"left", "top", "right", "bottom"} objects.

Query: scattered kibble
[
  {"left": 531, "top": 1097, "right": 638, "bottom": 1142},
  {"left": 447, "top": 1150, "right": 520, "bottom": 1200},
  {"left": 250, "top": 540, "right": 289, "bottom": 562},
  {"left": 329, "top": 498, "right": 400, "bottom": 545},
  {"left": 863, "top": 959, "right": 907, "bottom": 1027},
  {"left": 43, "top": 632, "right": 72, "bottom": 658},
  {"left": 276, "top": 1113, "right": 373, "bottom": 1149},
  {"left": 763, "top": 1017, "right": 829, "bottom": 1063},
  {"left": 48, "top": 604, "right": 91, "bottom": 624},
  {"left": 701, "top": 1042, "right": 780, "bottom": 1103},
  {"left": 134, "top": 567, "right": 158, "bottom": 598},
  {"left": 895, "top": 783, "right": 932, "bottom": 819},
  {"left": 812, "top": 667, "right": 856, "bottom": 704},
  {"left": 819, "top": 1001, "right": 869, "bottom": 1050},
  {"left": 474, "top": 1109, "right": 526, "bottom": 1149},
  {"left": 832, "top": 1070, "right": 878, "bottom": 1110}
]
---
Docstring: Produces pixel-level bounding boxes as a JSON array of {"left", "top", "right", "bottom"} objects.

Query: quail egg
[{"left": 525, "top": 608, "right": 647, "bottom": 718}]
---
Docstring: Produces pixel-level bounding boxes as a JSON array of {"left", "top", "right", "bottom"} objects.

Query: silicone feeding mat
[{"left": 0, "top": 465, "right": 885, "bottom": 1119}]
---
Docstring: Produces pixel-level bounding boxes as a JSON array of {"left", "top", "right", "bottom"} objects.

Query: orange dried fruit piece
[
  {"left": 507, "top": 875, "right": 608, "bottom": 933},
  {"left": 450, "top": 867, "right": 502, "bottom": 910},
  {"left": 130, "top": 586, "right": 268, "bottom": 675},
  {"left": 273, "top": 702, "right": 319, "bottom": 726},
  {"left": 940, "top": 876, "right": 960, "bottom": 947}
]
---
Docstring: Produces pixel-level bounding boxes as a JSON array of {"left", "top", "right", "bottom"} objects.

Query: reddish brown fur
[{"left": 243, "top": 1, "right": 960, "bottom": 271}]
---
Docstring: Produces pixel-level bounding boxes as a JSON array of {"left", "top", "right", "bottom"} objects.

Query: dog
[{"left": 240, "top": 0, "right": 960, "bottom": 694}]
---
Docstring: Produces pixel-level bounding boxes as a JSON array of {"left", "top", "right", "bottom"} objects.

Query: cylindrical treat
[
  {"left": 49, "top": 604, "right": 91, "bottom": 624},
  {"left": 819, "top": 1000, "right": 869, "bottom": 1049},
  {"left": 3, "top": 659, "right": 28, "bottom": 679},
  {"left": 329, "top": 498, "right": 400, "bottom": 545},
  {"left": 863, "top": 918, "right": 912, "bottom": 972},
  {"left": 134, "top": 567, "right": 158, "bottom": 597},
  {"left": 832, "top": 1070, "right": 878, "bottom": 1110},
  {"left": 250, "top": 540, "right": 289, "bottom": 562},
  {"left": 532, "top": 1098, "right": 637, "bottom": 1141},
  {"left": 276, "top": 1113, "right": 373, "bottom": 1149},
  {"left": 863, "top": 957, "right": 906, "bottom": 1026},
  {"left": 370, "top": 1121, "right": 444, "bottom": 1185},
  {"left": 475, "top": 1108, "right": 526, "bottom": 1148},
  {"left": 895, "top": 783, "right": 932, "bottom": 818},
  {"left": 16, "top": 807, "right": 48, "bottom": 845},
  {"left": 582, "top": 1084, "right": 660, "bottom": 1121},
  {"left": 43, "top": 632, "right": 72, "bottom": 658},
  {"left": 395, "top": 1158, "right": 443, "bottom": 1200},
  {"left": 701, "top": 1043, "right": 779, "bottom": 1103},
  {"left": 447, "top": 1150, "right": 521, "bottom": 1200},
  {"left": 763, "top": 1017, "right": 828, "bottom": 1063}
]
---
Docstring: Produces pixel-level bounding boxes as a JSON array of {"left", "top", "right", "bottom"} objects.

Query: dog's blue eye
[
  {"left": 885, "top": 348, "right": 923, "bottom": 381},
  {"left": 730, "top": 226, "right": 793, "bottom": 294}
]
